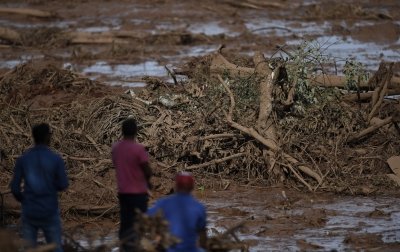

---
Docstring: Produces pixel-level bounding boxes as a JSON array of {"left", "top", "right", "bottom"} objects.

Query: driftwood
[
  {"left": 222, "top": 0, "right": 284, "bottom": 9},
  {"left": 208, "top": 221, "right": 248, "bottom": 251},
  {"left": 210, "top": 53, "right": 400, "bottom": 89},
  {"left": 342, "top": 89, "right": 400, "bottom": 102},
  {"left": 368, "top": 63, "right": 393, "bottom": 123},
  {"left": 210, "top": 53, "right": 254, "bottom": 78},
  {"left": 0, "top": 7, "right": 55, "bottom": 18},
  {"left": 68, "top": 32, "right": 130, "bottom": 45},
  {"left": 185, "top": 153, "right": 245, "bottom": 170},
  {"left": 0, "top": 27, "right": 21, "bottom": 44},
  {"left": 348, "top": 117, "right": 393, "bottom": 143},
  {"left": 67, "top": 204, "right": 118, "bottom": 216}
]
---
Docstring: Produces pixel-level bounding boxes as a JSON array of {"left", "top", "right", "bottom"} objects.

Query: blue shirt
[
  {"left": 148, "top": 193, "right": 207, "bottom": 252},
  {"left": 10, "top": 145, "right": 69, "bottom": 220}
]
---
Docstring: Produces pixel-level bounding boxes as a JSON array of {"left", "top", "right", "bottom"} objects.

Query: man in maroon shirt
[{"left": 112, "top": 118, "right": 152, "bottom": 251}]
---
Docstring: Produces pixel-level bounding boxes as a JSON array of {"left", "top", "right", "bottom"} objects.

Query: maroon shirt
[{"left": 112, "top": 140, "right": 149, "bottom": 194}]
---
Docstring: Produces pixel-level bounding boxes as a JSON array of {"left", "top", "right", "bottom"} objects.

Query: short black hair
[
  {"left": 122, "top": 118, "right": 137, "bottom": 137},
  {"left": 32, "top": 123, "right": 51, "bottom": 144}
]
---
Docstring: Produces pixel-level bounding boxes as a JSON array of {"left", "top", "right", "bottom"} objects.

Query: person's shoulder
[
  {"left": 46, "top": 148, "right": 64, "bottom": 161},
  {"left": 133, "top": 142, "right": 147, "bottom": 150},
  {"left": 192, "top": 197, "right": 206, "bottom": 211},
  {"left": 112, "top": 140, "right": 123, "bottom": 150},
  {"left": 19, "top": 146, "right": 39, "bottom": 159}
]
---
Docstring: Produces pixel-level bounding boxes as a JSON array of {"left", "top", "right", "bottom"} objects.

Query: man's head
[
  {"left": 175, "top": 172, "right": 195, "bottom": 193},
  {"left": 122, "top": 117, "right": 138, "bottom": 139},
  {"left": 32, "top": 123, "right": 51, "bottom": 145}
]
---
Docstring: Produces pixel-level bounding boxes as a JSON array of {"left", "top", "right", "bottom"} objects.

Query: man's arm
[
  {"left": 139, "top": 146, "right": 153, "bottom": 188},
  {"left": 142, "top": 162, "right": 153, "bottom": 186},
  {"left": 10, "top": 158, "right": 24, "bottom": 202},
  {"left": 55, "top": 157, "right": 69, "bottom": 191}
]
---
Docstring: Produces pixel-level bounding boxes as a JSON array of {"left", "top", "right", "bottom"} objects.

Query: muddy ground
[{"left": 1, "top": 0, "right": 400, "bottom": 251}]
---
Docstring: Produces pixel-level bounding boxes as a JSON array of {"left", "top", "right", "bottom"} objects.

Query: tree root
[{"left": 218, "top": 75, "right": 322, "bottom": 188}]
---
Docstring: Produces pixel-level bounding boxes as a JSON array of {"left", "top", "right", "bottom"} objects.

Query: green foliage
[
  {"left": 286, "top": 41, "right": 332, "bottom": 106},
  {"left": 343, "top": 59, "right": 369, "bottom": 90}
]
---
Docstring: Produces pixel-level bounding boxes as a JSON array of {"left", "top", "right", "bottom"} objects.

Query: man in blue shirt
[
  {"left": 148, "top": 172, "right": 207, "bottom": 252},
  {"left": 10, "top": 123, "right": 69, "bottom": 252}
]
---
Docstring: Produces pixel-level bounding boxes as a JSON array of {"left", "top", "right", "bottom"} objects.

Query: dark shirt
[{"left": 10, "top": 145, "right": 69, "bottom": 220}]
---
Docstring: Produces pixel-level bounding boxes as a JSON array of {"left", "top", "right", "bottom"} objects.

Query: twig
[
  {"left": 185, "top": 153, "right": 245, "bottom": 170},
  {"left": 165, "top": 65, "right": 178, "bottom": 86},
  {"left": 200, "top": 133, "right": 239, "bottom": 141}
]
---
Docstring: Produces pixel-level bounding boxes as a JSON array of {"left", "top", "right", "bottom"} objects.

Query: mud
[
  {"left": 1, "top": 0, "right": 400, "bottom": 251},
  {"left": 1, "top": 0, "right": 400, "bottom": 83},
  {"left": 51, "top": 187, "right": 400, "bottom": 251}
]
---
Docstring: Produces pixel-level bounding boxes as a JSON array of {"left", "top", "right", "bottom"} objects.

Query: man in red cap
[{"left": 148, "top": 172, "right": 207, "bottom": 252}]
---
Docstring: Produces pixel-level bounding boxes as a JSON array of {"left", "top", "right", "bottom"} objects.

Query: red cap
[{"left": 175, "top": 172, "right": 195, "bottom": 191}]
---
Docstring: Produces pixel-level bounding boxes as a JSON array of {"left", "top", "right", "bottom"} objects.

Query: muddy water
[
  {"left": 71, "top": 188, "right": 400, "bottom": 251},
  {"left": 201, "top": 188, "right": 400, "bottom": 251},
  {"left": 1, "top": 2, "right": 399, "bottom": 85}
]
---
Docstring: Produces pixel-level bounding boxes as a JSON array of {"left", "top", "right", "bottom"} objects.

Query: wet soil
[
  {"left": 1, "top": 0, "right": 400, "bottom": 85},
  {"left": 201, "top": 187, "right": 400, "bottom": 251},
  {"left": 54, "top": 186, "right": 400, "bottom": 251},
  {"left": 1, "top": 0, "right": 400, "bottom": 251}
]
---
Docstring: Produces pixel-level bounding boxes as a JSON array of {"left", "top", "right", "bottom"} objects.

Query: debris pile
[{"left": 1, "top": 48, "right": 400, "bottom": 221}]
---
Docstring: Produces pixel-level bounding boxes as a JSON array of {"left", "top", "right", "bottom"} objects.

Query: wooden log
[
  {"left": 368, "top": 65, "right": 393, "bottom": 123},
  {"left": 253, "top": 51, "right": 275, "bottom": 129},
  {"left": 0, "top": 27, "right": 21, "bottom": 44},
  {"left": 210, "top": 53, "right": 254, "bottom": 78},
  {"left": 0, "top": 7, "right": 55, "bottom": 18},
  {"left": 185, "top": 153, "right": 245, "bottom": 170},
  {"left": 347, "top": 117, "right": 392, "bottom": 142},
  {"left": 342, "top": 89, "right": 400, "bottom": 102},
  {"left": 210, "top": 52, "right": 400, "bottom": 89},
  {"left": 68, "top": 32, "right": 129, "bottom": 45}
]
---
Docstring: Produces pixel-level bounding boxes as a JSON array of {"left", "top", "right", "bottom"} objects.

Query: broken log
[
  {"left": 348, "top": 117, "right": 392, "bottom": 143},
  {"left": 67, "top": 32, "right": 129, "bottom": 45},
  {"left": 210, "top": 53, "right": 254, "bottom": 78},
  {"left": 342, "top": 89, "right": 400, "bottom": 102},
  {"left": 254, "top": 51, "right": 275, "bottom": 129},
  {"left": 222, "top": 0, "right": 284, "bottom": 9},
  {"left": 0, "top": 27, "right": 21, "bottom": 44},
  {"left": 210, "top": 53, "right": 400, "bottom": 89},
  {"left": 185, "top": 153, "right": 245, "bottom": 170},
  {"left": 368, "top": 64, "right": 393, "bottom": 123},
  {"left": 0, "top": 7, "right": 55, "bottom": 18}
]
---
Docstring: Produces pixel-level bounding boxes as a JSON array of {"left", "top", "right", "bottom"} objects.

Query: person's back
[
  {"left": 112, "top": 118, "right": 153, "bottom": 251},
  {"left": 13, "top": 145, "right": 68, "bottom": 219},
  {"left": 10, "top": 123, "right": 68, "bottom": 252},
  {"left": 148, "top": 173, "right": 207, "bottom": 252},
  {"left": 112, "top": 140, "right": 148, "bottom": 194}
]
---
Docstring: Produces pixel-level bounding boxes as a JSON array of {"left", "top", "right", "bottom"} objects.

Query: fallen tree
[
  {"left": 209, "top": 52, "right": 400, "bottom": 90},
  {"left": 0, "top": 7, "right": 55, "bottom": 18}
]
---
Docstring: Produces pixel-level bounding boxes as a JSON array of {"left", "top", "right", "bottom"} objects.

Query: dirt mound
[
  {"left": 0, "top": 61, "right": 107, "bottom": 105},
  {"left": 351, "top": 22, "right": 400, "bottom": 44},
  {"left": 304, "top": 2, "right": 392, "bottom": 20}
]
